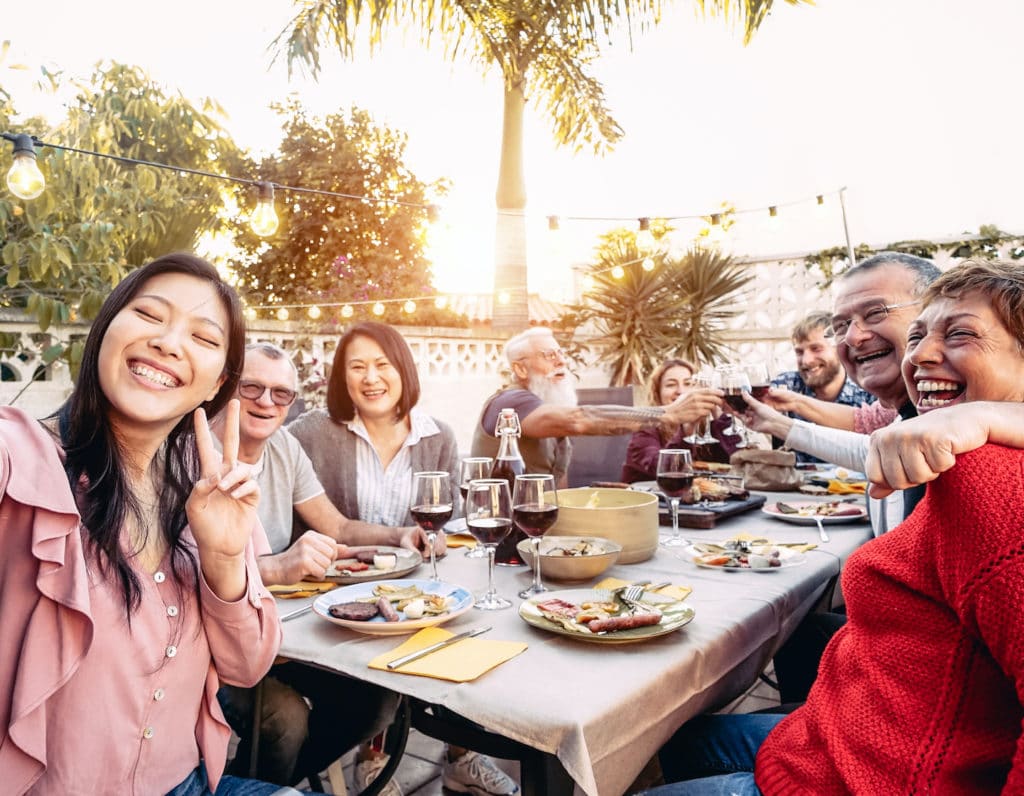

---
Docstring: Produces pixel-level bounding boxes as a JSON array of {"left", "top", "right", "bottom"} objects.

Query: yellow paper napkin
[
  {"left": 269, "top": 581, "right": 338, "bottom": 599},
  {"left": 729, "top": 531, "right": 817, "bottom": 554},
  {"left": 445, "top": 533, "right": 478, "bottom": 549},
  {"left": 369, "top": 627, "right": 527, "bottom": 682},
  {"left": 593, "top": 576, "right": 692, "bottom": 602},
  {"left": 827, "top": 479, "right": 867, "bottom": 495}
]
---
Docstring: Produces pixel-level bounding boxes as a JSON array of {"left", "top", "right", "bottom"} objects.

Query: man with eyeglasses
[
  {"left": 212, "top": 343, "right": 431, "bottom": 787},
  {"left": 471, "top": 327, "right": 721, "bottom": 487}
]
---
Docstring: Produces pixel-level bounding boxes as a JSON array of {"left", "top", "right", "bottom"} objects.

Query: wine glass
[
  {"left": 458, "top": 457, "right": 493, "bottom": 558},
  {"left": 411, "top": 471, "right": 454, "bottom": 581},
  {"left": 720, "top": 367, "right": 752, "bottom": 447},
  {"left": 512, "top": 474, "right": 559, "bottom": 598},
  {"left": 684, "top": 371, "right": 720, "bottom": 445},
  {"left": 657, "top": 449, "right": 694, "bottom": 548},
  {"left": 465, "top": 479, "right": 514, "bottom": 610}
]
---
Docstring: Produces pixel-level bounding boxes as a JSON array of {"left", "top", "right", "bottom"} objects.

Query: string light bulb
[
  {"left": 766, "top": 205, "right": 780, "bottom": 232},
  {"left": 3, "top": 133, "right": 45, "bottom": 200},
  {"left": 547, "top": 215, "right": 560, "bottom": 231},
  {"left": 341, "top": 304, "right": 354, "bottom": 319},
  {"left": 427, "top": 204, "right": 442, "bottom": 223},
  {"left": 434, "top": 295, "right": 448, "bottom": 309},
  {"left": 497, "top": 290, "right": 511, "bottom": 305},
  {"left": 403, "top": 300, "right": 416, "bottom": 314},
  {"left": 372, "top": 302, "right": 386, "bottom": 316},
  {"left": 642, "top": 257, "right": 656, "bottom": 272},
  {"left": 706, "top": 213, "right": 726, "bottom": 244},
  {"left": 276, "top": 307, "right": 289, "bottom": 321},
  {"left": 250, "top": 182, "right": 279, "bottom": 237},
  {"left": 611, "top": 265, "right": 626, "bottom": 279},
  {"left": 636, "top": 217, "right": 655, "bottom": 252},
  {"left": 582, "top": 274, "right": 596, "bottom": 293},
  {"left": 814, "top": 194, "right": 826, "bottom": 216},
  {"left": 307, "top": 305, "right": 322, "bottom": 320}
]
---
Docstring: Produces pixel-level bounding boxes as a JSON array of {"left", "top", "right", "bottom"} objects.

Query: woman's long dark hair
[{"left": 59, "top": 253, "right": 245, "bottom": 615}]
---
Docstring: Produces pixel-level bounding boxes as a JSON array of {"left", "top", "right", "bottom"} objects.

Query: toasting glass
[
  {"left": 684, "top": 371, "right": 720, "bottom": 445},
  {"left": 465, "top": 478, "right": 513, "bottom": 610},
  {"left": 458, "top": 457, "right": 493, "bottom": 558},
  {"left": 719, "top": 367, "right": 752, "bottom": 447},
  {"left": 657, "top": 448, "right": 694, "bottom": 548},
  {"left": 512, "top": 474, "right": 559, "bottom": 598},
  {"left": 411, "top": 471, "right": 454, "bottom": 581}
]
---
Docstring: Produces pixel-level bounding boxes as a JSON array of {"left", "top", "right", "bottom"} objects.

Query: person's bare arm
[
  {"left": 866, "top": 402, "right": 1024, "bottom": 498},
  {"left": 257, "top": 529, "right": 337, "bottom": 586},
  {"left": 519, "top": 388, "right": 723, "bottom": 438},
  {"left": 764, "top": 388, "right": 857, "bottom": 431},
  {"left": 294, "top": 493, "right": 445, "bottom": 558}
]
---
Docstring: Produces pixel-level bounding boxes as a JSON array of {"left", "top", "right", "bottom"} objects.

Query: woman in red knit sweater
[{"left": 643, "top": 258, "right": 1024, "bottom": 795}]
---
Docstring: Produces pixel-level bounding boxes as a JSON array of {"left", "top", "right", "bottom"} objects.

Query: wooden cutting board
[{"left": 658, "top": 494, "right": 768, "bottom": 530}]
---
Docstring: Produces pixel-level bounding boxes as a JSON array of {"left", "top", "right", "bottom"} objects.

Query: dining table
[{"left": 275, "top": 490, "right": 873, "bottom": 796}]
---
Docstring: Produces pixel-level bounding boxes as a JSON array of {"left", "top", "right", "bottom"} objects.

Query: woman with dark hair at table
[
  {"left": 621, "top": 357, "right": 733, "bottom": 482},
  {"left": 288, "top": 321, "right": 517, "bottom": 796},
  {"left": 0, "top": 253, "right": 287, "bottom": 795},
  {"left": 642, "top": 258, "right": 1024, "bottom": 795}
]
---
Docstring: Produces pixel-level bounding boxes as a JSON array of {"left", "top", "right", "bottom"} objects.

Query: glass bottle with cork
[{"left": 491, "top": 407, "right": 527, "bottom": 565}]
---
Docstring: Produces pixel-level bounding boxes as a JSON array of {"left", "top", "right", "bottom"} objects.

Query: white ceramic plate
[
  {"left": 519, "top": 588, "right": 695, "bottom": 645},
  {"left": 313, "top": 578, "right": 474, "bottom": 635},
  {"left": 680, "top": 542, "right": 806, "bottom": 572},
  {"left": 761, "top": 501, "right": 867, "bottom": 525},
  {"left": 323, "top": 545, "right": 422, "bottom": 584}
]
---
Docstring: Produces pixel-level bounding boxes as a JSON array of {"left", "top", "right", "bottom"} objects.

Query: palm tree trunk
[{"left": 491, "top": 82, "right": 529, "bottom": 334}]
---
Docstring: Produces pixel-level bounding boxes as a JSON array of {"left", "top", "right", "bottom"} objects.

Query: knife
[{"left": 386, "top": 626, "right": 492, "bottom": 670}]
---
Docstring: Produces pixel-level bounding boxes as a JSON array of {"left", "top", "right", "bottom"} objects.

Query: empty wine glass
[
  {"left": 512, "top": 474, "right": 558, "bottom": 598},
  {"left": 685, "top": 371, "right": 720, "bottom": 445},
  {"left": 411, "top": 471, "right": 454, "bottom": 581},
  {"left": 465, "top": 478, "right": 513, "bottom": 610},
  {"left": 458, "top": 457, "right": 493, "bottom": 558},
  {"left": 720, "top": 367, "right": 752, "bottom": 447},
  {"left": 657, "top": 449, "right": 694, "bottom": 548}
]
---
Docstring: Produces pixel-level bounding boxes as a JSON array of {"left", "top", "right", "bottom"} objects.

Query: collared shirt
[{"left": 347, "top": 408, "right": 442, "bottom": 527}]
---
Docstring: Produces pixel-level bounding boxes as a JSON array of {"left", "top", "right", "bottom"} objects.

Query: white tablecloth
[{"left": 278, "top": 491, "right": 872, "bottom": 796}]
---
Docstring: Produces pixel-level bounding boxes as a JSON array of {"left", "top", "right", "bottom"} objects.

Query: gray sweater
[{"left": 287, "top": 408, "right": 460, "bottom": 523}]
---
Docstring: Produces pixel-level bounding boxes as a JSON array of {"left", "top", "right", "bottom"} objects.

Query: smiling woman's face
[{"left": 902, "top": 290, "right": 1024, "bottom": 413}]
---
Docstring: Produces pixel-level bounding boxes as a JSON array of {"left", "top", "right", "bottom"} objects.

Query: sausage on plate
[
  {"left": 377, "top": 596, "right": 401, "bottom": 622},
  {"left": 587, "top": 613, "right": 661, "bottom": 633}
]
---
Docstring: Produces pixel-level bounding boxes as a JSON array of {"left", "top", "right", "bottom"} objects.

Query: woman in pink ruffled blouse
[{"left": 0, "top": 254, "right": 285, "bottom": 795}]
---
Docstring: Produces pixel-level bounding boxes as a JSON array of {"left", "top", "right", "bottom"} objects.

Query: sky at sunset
[{"left": 4, "top": 0, "right": 1022, "bottom": 299}]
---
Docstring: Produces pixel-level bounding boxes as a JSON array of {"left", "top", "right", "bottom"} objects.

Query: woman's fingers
[
  {"left": 221, "top": 399, "right": 241, "bottom": 466},
  {"left": 193, "top": 408, "right": 217, "bottom": 477}
]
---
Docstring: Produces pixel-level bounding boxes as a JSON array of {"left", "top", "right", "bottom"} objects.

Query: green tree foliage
[
  {"left": 274, "top": 0, "right": 809, "bottom": 331},
  {"left": 1, "top": 62, "right": 243, "bottom": 336},
  {"left": 229, "top": 100, "right": 465, "bottom": 326},
  {"left": 565, "top": 229, "right": 752, "bottom": 387}
]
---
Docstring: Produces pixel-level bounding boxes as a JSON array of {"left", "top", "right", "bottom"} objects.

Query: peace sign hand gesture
[{"left": 188, "top": 399, "right": 260, "bottom": 600}]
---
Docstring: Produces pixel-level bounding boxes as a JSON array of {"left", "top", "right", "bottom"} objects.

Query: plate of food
[
  {"left": 324, "top": 545, "right": 422, "bottom": 584},
  {"left": 313, "top": 579, "right": 473, "bottom": 634},
  {"left": 681, "top": 539, "right": 806, "bottom": 572},
  {"left": 762, "top": 500, "right": 867, "bottom": 525},
  {"left": 519, "top": 587, "right": 695, "bottom": 644}
]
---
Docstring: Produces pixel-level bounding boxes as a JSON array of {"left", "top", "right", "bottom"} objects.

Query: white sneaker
[
  {"left": 442, "top": 751, "right": 519, "bottom": 796},
  {"left": 353, "top": 755, "right": 403, "bottom": 796}
]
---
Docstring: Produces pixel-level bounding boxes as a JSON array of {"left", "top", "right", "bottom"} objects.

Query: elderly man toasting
[{"left": 471, "top": 327, "right": 722, "bottom": 487}]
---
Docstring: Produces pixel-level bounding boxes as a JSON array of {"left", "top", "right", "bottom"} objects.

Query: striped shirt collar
[{"left": 344, "top": 407, "right": 441, "bottom": 447}]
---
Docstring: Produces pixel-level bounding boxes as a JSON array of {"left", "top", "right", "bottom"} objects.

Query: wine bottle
[{"left": 491, "top": 408, "right": 528, "bottom": 565}]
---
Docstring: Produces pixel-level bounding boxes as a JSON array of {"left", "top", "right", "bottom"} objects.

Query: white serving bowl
[
  {"left": 548, "top": 488, "right": 660, "bottom": 563},
  {"left": 516, "top": 536, "right": 622, "bottom": 582}
]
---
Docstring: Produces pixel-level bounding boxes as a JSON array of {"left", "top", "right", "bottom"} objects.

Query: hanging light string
[{"left": 4, "top": 130, "right": 842, "bottom": 238}]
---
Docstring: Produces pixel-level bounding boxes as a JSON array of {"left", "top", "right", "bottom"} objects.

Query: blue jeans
[
  {"left": 165, "top": 763, "right": 314, "bottom": 795},
  {"left": 640, "top": 713, "right": 786, "bottom": 796}
]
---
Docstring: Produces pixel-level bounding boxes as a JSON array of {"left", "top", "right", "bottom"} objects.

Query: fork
[{"left": 813, "top": 516, "right": 830, "bottom": 544}]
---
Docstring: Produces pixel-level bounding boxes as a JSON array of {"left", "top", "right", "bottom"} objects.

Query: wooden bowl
[
  {"left": 548, "top": 488, "right": 659, "bottom": 563},
  {"left": 516, "top": 536, "right": 622, "bottom": 582}
]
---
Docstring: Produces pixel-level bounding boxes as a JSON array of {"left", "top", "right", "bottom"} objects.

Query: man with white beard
[{"left": 470, "top": 328, "right": 721, "bottom": 487}]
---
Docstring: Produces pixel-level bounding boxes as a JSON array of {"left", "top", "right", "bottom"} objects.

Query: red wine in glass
[
  {"left": 459, "top": 483, "right": 471, "bottom": 501},
  {"left": 410, "top": 503, "right": 453, "bottom": 532},
  {"left": 512, "top": 504, "right": 559, "bottom": 537},
  {"left": 657, "top": 472, "right": 694, "bottom": 498},
  {"left": 724, "top": 389, "right": 748, "bottom": 413},
  {"left": 750, "top": 384, "right": 771, "bottom": 401},
  {"left": 467, "top": 517, "right": 513, "bottom": 546}
]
